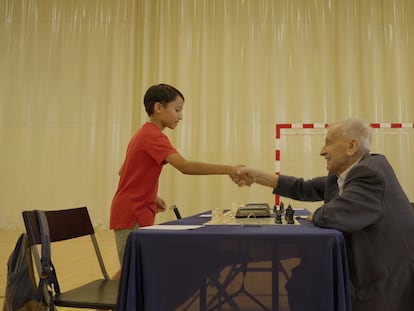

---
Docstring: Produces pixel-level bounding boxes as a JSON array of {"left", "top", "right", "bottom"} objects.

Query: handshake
[
  {"left": 229, "top": 165, "right": 278, "bottom": 189},
  {"left": 229, "top": 165, "right": 256, "bottom": 187}
]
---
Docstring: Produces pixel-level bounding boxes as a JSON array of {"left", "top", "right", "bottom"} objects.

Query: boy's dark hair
[{"left": 144, "top": 84, "right": 185, "bottom": 116}]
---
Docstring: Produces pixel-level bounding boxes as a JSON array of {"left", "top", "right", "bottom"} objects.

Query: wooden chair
[{"left": 22, "top": 207, "right": 119, "bottom": 310}]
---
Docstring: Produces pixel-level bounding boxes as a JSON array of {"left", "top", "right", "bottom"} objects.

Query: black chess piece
[
  {"left": 279, "top": 201, "right": 285, "bottom": 215},
  {"left": 275, "top": 211, "right": 282, "bottom": 224},
  {"left": 286, "top": 204, "right": 295, "bottom": 224},
  {"left": 284, "top": 204, "right": 290, "bottom": 220}
]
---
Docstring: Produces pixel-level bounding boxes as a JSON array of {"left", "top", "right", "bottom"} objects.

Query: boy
[{"left": 110, "top": 83, "right": 244, "bottom": 272}]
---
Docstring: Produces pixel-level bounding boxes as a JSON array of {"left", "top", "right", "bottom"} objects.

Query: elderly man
[{"left": 235, "top": 118, "right": 414, "bottom": 311}]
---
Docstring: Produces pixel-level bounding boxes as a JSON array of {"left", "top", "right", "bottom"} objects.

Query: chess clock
[{"left": 235, "top": 203, "right": 271, "bottom": 218}]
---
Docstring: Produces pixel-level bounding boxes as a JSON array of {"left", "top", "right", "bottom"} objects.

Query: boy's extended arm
[{"left": 166, "top": 152, "right": 241, "bottom": 176}]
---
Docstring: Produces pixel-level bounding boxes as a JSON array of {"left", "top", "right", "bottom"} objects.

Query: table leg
[
  {"left": 199, "top": 279, "right": 207, "bottom": 311},
  {"left": 272, "top": 246, "right": 279, "bottom": 311}
]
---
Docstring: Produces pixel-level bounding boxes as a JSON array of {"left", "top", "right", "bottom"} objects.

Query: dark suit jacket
[{"left": 275, "top": 153, "right": 414, "bottom": 310}]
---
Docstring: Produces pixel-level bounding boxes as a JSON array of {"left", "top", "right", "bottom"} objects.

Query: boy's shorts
[{"left": 114, "top": 223, "right": 140, "bottom": 264}]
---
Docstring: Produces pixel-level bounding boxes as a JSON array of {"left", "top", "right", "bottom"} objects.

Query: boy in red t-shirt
[{"left": 110, "top": 83, "right": 245, "bottom": 278}]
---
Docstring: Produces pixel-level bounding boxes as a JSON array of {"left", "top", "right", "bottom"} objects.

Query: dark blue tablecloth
[{"left": 117, "top": 211, "right": 351, "bottom": 311}]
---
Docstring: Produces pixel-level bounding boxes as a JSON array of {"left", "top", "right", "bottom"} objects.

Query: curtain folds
[{"left": 1, "top": 0, "right": 413, "bottom": 229}]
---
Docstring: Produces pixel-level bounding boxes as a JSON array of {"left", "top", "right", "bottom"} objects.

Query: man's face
[{"left": 320, "top": 124, "right": 356, "bottom": 176}]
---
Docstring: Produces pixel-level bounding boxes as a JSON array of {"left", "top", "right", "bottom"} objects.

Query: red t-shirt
[{"left": 110, "top": 122, "right": 177, "bottom": 229}]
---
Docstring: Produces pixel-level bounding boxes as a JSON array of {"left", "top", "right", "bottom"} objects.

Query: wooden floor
[{"left": 0, "top": 229, "right": 120, "bottom": 310}]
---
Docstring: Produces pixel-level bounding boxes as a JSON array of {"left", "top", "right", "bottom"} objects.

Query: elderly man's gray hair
[{"left": 335, "top": 118, "right": 373, "bottom": 154}]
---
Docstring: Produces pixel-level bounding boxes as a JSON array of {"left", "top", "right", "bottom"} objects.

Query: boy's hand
[
  {"left": 229, "top": 165, "right": 254, "bottom": 186},
  {"left": 156, "top": 197, "right": 167, "bottom": 213}
]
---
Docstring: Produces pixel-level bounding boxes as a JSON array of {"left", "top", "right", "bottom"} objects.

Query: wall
[{"left": 1, "top": 0, "right": 413, "bottom": 229}]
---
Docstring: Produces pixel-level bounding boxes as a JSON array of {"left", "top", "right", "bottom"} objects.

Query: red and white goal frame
[{"left": 274, "top": 122, "right": 414, "bottom": 206}]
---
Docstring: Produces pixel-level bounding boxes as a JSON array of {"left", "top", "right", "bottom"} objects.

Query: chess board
[{"left": 205, "top": 212, "right": 301, "bottom": 226}]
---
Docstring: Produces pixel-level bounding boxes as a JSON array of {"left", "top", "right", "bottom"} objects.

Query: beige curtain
[{"left": 1, "top": 0, "right": 413, "bottom": 230}]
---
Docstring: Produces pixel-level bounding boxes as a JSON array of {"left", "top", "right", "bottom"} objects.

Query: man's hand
[
  {"left": 231, "top": 166, "right": 259, "bottom": 186},
  {"left": 229, "top": 165, "right": 254, "bottom": 186},
  {"left": 234, "top": 167, "right": 280, "bottom": 189}
]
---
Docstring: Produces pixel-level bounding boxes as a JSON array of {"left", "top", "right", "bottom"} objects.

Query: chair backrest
[
  {"left": 22, "top": 207, "right": 110, "bottom": 281},
  {"left": 22, "top": 207, "right": 95, "bottom": 246}
]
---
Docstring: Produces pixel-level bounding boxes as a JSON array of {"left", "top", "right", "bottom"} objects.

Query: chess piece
[
  {"left": 279, "top": 201, "right": 285, "bottom": 215},
  {"left": 286, "top": 204, "right": 295, "bottom": 224},
  {"left": 275, "top": 211, "right": 282, "bottom": 224}
]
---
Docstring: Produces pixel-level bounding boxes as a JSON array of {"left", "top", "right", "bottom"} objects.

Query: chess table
[{"left": 117, "top": 210, "right": 351, "bottom": 311}]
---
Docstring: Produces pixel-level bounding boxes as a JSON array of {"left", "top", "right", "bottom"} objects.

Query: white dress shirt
[{"left": 337, "top": 157, "right": 362, "bottom": 195}]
